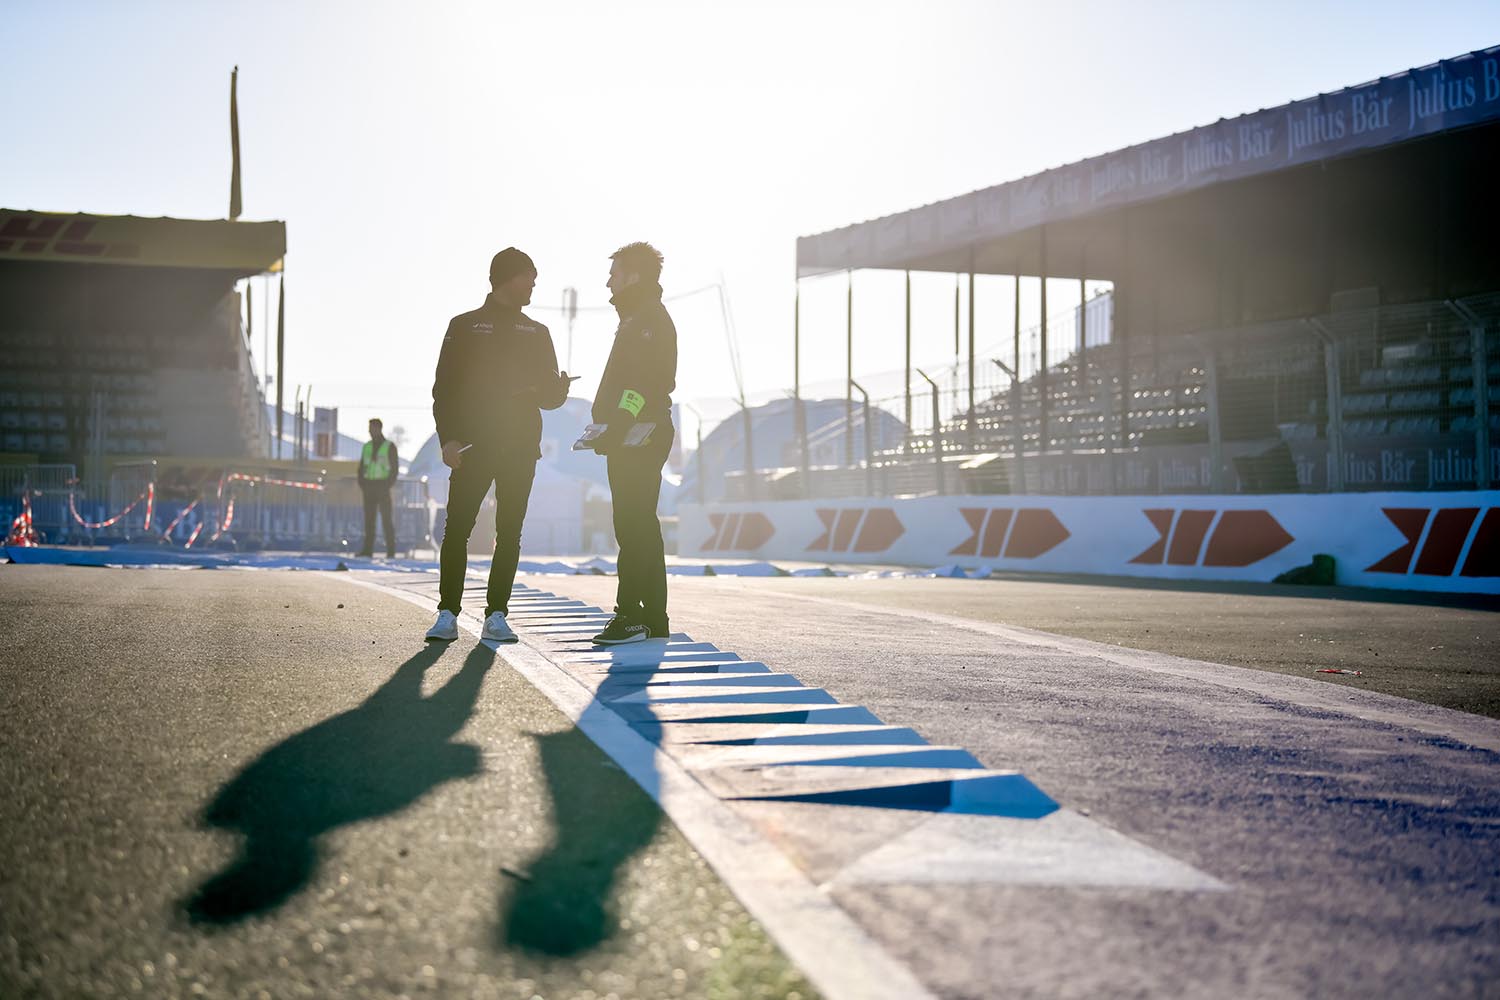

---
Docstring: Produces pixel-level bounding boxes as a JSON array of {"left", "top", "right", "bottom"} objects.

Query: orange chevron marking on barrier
[
  {"left": 1202, "top": 510, "right": 1295, "bottom": 567},
  {"left": 853, "top": 508, "right": 904, "bottom": 552},
  {"left": 807, "top": 507, "right": 906, "bottom": 554},
  {"left": 701, "top": 511, "right": 775, "bottom": 552},
  {"left": 1131, "top": 508, "right": 1293, "bottom": 567},
  {"left": 1366, "top": 508, "right": 1429, "bottom": 573},
  {"left": 1367, "top": 507, "right": 1498, "bottom": 577},
  {"left": 1461, "top": 509, "right": 1500, "bottom": 577},
  {"left": 1004, "top": 509, "right": 1071, "bottom": 559},
  {"left": 949, "top": 508, "right": 1068, "bottom": 559}
]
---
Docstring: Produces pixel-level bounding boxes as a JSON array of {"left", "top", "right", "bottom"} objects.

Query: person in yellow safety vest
[{"left": 357, "top": 417, "right": 399, "bottom": 558}]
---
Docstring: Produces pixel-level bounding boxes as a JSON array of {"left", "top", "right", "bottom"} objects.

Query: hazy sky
[{"left": 4, "top": 1, "right": 1498, "bottom": 449}]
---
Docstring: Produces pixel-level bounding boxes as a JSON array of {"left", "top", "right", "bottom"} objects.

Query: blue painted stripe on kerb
[
  {"left": 521, "top": 586, "right": 1063, "bottom": 819},
  {"left": 735, "top": 773, "right": 1059, "bottom": 820}
]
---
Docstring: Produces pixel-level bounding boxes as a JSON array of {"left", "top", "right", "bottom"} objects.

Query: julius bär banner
[
  {"left": 0, "top": 210, "right": 285, "bottom": 274},
  {"left": 798, "top": 46, "right": 1500, "bottom": 274}
]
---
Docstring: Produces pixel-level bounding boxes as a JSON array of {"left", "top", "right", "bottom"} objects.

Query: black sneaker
[
  {"left": 645, "top": 619, "right": 670, "bottom": 639},
  {"left": 592, "top": 615, "right": 648, "bottom": 645}
]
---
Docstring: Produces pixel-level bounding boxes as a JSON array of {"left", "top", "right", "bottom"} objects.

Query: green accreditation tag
[{"left": 618, "top": 389, "right": 645, "bottom": 417}]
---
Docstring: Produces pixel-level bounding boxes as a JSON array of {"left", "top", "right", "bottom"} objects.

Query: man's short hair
[
  {"left": 369, "top": 417, "right": 383, "bottom": 428},
  {"left": 610, "top": 242, "right": 664, "bottom": 283},
  {"left": 490, "top": 247, "right": 537, "bottom": 286}
]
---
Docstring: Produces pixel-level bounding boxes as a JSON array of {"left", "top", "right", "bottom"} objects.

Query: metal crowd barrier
[
  {"left": 1, "top": 463, "right": 78, "bottom": 545},
  {"left": 3, "top": 462, "right": 433, "bottom": 555}
]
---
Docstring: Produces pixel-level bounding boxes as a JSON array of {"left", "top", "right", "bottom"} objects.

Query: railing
[
  {"left": 3, "top": 461, "right": 433, "bottom": 554},
  {"left": 713, "top": 292, "right": 1500, "bottom": 499}
]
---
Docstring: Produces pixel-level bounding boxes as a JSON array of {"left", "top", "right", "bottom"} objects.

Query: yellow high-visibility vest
[{"left": 361, "top": 440, "right": 393, "bottom": 480}]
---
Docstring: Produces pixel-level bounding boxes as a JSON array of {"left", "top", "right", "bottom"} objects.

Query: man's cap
[{"left": 490, "top": 247, "right": 536, "bottom": 285}]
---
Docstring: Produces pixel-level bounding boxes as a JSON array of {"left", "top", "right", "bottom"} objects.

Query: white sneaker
[
  {"left": 425, "top": 610, "right": 459, "bottom": 642},
  {"left": 481, "top": 612, "right": 517, "bottom": 643}
]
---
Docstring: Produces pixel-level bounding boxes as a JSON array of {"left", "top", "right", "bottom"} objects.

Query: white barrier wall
[{"left": 679, "top": 492, "right": 1500, "bottom": 594}]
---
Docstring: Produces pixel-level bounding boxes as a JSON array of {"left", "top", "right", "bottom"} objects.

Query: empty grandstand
[
  {"left": 0, "top": 210, "right": 285, "bottom": 465},
  {"left": 772, "top": 46, "right": 1500, "bottom": 499}
]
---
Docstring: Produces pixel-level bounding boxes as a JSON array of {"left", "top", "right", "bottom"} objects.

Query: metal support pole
[
  {"left": 1038, "top": 227, "right": 1049, "bottom": 453},
  {"left": 953, "top": 273, "right": 961, "bottom": 365},
  {"left": 1195, "top": 337, "right": 1226, "bottom": 492},
  {"left": 967, "top": 270, "right": 976, "bottom": 449},
  {"left": 845, "top": 269, "right": 854, "bottom": 468},
  {"left": 903, "top": 270, "right": 912, "bottom": 448},
  {"left": 1306, "top": 318, "right": 1344, "bottom": 491},
  {"left": 275, "top": 276, "right": 285, "bottom": 461},
  {"left": 1013, "top": 271, "right": 1024, "bottom": 491},
  {"left": 994, "top": 359, "right": 1024, "bottom": 495},
  {"left": 953, "top": 273, "right": 961, "bottom": 411},
  {"left": 740, "top": 401, "right": 756, "bottom": 502},
  {"left": 1447, "top": 299, "right": 1490, "bottom": 489},
  {"left": 851, "top": 379, "right": 874, "bottom": 497},
  {"left": 794, "top": 279, "right": 809, "bottom": 495},
  {"left": 684, "top": 403, "right": 708, "bottom": 504},
  {"left": 292, "top": 385, "right": 302, "bottom": 464},
  {"left": 1077, "top": 271, "right": 1087, "bottom": 453},
  {"left": 917, "top": 368, "right": 944, "bottom": 495}
]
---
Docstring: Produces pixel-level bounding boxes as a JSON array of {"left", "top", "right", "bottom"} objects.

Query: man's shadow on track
[
  {"left": 183, "top": 642, "right": 494, "bottom": 925},
  {"left": 499, "top": 669, "right": 661, "bottom": 957}
]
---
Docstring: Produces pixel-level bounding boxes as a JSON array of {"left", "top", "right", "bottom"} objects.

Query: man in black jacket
[
  {"left": 427, "top": 247, "right": 570, "bottom": 643},
  {"left": 589, "top": 242, "right": 677, "bottom": 645}
]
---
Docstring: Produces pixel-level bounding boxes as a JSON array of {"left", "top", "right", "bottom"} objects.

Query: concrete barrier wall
[{"left": 678, "top": 492, "right": 1500, "bottom": 594}]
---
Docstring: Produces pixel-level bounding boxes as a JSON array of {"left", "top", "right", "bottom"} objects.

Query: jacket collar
[
  {"left": 484, "top": 292, "right": 524, "bottom": 316},
  {"left": 610, "top": 280, "right": 664, "bottom": 319}
]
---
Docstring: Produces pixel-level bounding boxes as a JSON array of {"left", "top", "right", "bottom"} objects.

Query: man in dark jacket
[
  {"left": 427, "top": 247, "right": 571, "bottom": 643},
  {"left": 588, "top": 242, "right": 677, "bottom": 645},
  {"left": 356, "top": 417, "right": 399, "bottom": 558}
]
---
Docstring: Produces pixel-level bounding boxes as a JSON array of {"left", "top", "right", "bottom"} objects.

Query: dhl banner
[
  {"left": 679, "top": 491, "right": 1500, "bottom": 594},
  {"left": 0, "top": 210, "right": 285, "bottom": 273}
]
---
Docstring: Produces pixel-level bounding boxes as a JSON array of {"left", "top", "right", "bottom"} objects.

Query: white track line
[
  {"left": 342, "top": 574, "right": 938, "bottom": 1000},
  {"left": 758, "top": 589, "right": 1500, "bottom": 754}
]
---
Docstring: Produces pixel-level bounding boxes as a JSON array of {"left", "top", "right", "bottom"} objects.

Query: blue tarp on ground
[
  {"left": 6, "top": 545, "right": 962, "bottom": 578},
  {"left": 1, "top": 546, "right": 439, "bottom": 572}
]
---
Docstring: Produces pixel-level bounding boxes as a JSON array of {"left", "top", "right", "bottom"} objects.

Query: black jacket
[
  {"left": 593, "top": 282, "right": 677, "bottom": 429},
  {"left": 432, "top": 295, "right": 568, "bottom": 459}
]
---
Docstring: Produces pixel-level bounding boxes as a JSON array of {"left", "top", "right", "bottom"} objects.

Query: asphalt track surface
[
  {"left": 525, "top": 571, "right": 1500, "bottom": 999},
  {"left": 701, "top": 572, "right": 1500, "bottom": 718},
  {"left": 3, "top": 562, "right": 1499, "bottom": 998},
  {"left": 0, "top": 565, "right": 814, "bottom": 1000}
]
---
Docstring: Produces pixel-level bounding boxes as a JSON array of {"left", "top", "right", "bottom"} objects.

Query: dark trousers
[
  {"left": 360, "top": 483, "right": 396, "bottom": 556},
  {"left": 607, "top": 426, "right": 671, "bottom": 627},
  {"left": 439, "top": 449, "right": 536, "bottom": 618}
]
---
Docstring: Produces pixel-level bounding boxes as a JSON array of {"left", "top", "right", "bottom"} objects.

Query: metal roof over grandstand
[
  {"left": 0, "top": 209, "right": 285, "bottom": 276},
  {"left": 796, "top": 45, "right": 1500, "bottom": 278}
]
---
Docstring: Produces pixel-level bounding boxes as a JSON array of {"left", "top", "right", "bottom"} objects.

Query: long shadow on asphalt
[
  {"left": 184, "top": 642, "right": 494, "bottom": 925},
  {"left": 500, "top": 670, "right": 661, "bottom": 957}
]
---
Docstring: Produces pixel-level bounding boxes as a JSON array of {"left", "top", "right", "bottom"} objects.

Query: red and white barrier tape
[
  {"left": 68, "top": 488, "right": 148, "bottom": 530},
  {"left": 6, "top": 490, "right": 40, "bottom": 547},
  {"left": 225, "top": 472, "right": 323, "bottom": 491},
  {"left": 160, "top": 498, "right": 199, "bottom": 540},
  {"left": 207, "top": 497, "right": 237, "bottom": 544}
]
